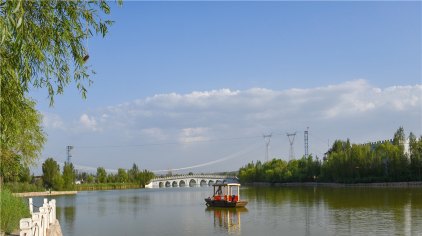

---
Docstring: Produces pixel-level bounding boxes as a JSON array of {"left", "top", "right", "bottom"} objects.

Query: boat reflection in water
[{"left": 205, "top": 207, "right": 248, "bottom": 235}]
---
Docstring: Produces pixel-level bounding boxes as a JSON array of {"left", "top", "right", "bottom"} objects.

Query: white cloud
[
  {"left": 86, "top": 80, "right": 421, "bottom": 137},
  {"left": 141, "top": 128, "right": 168, "bottom": 141},
  {"left": 70, "top": 80, "right": 420, "bottom": 166},
  {"left": 38, "top": 80, "right": 421, "bottom": 173},
  {"left": 179, "top": 127, "right": 210, "bottom": 143},
  {"left": 42, "top": 113, "right": 66, "bottom": 130},
  {"left": 79, "top": 113, "right": 99, "bottom": 131}
]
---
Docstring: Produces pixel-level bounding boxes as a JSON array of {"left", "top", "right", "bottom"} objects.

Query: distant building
[
  {"left": 364, "top": 138, "right": 410, "bottom": 155},
  {"left": 324, "top": 138, "right": 410, "bottom": 160}
]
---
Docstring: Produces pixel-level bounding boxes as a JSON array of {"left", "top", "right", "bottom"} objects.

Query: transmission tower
[
  {"left": 66, "top": 146, "right": 74, "bottom": 163},
  {"left": 263, "top": 134, "right": 272, "bottom": 162},
  {"left": 287, "top": 132, "right": 297, "bottom": 160},
  {"left": 304, "top": 127, "right": 309, "bottom": 158}
]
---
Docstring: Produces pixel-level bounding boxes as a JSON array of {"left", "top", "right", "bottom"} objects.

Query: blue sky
[{"left": 31, "top": 1, "right": 421, "bottom": 174}]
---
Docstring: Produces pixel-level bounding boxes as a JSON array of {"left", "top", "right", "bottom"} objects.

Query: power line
[
  {"left": 152, "top": 142, "right": 261, "bottom": 173},
  {"left": 74, "top": 135, "right": 262, "bottom": 149},
  {"left": 66, "top": 142, "right": 262, "bottom": 174}
]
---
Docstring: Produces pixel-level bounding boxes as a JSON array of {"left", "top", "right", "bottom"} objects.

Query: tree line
[
  {"left": 238, "top": 128, "right": 422, "bottom": 183},
  {"left": 41, "top": 158, "right": 155, "bottom": 191}
]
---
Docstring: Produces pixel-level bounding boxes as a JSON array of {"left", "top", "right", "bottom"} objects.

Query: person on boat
[{"left": 215, "top": 186, "right": 222, "bottom": 196}]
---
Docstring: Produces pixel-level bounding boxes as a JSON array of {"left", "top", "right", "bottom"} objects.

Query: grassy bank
[
  {"left": 0, "top": 188, "right": 30, "bottom": 234},
  {"left": 75, "top": 183, "right": 141, "bottom": 191},
  {"left": 3, "top": 182, "right": 45, "bottom": 193}
]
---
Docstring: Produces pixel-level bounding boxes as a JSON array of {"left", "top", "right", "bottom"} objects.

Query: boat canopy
[{"left": 212, "top": 183, "right": 241, "bottom": 187}]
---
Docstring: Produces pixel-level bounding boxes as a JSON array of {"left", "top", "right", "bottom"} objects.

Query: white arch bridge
[{"left": 145, "top": 175, "right": 236, "bottom": 188}]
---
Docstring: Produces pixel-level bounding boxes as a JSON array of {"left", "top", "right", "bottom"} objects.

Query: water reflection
[
  {"left": 51, "top": 187, "right": 422, "bottom": 236},
  {"left": 242, "top": 186, "right": 422, "bottom": 235},
  {"left": 205, "top": 207, "right": 248, "bottom": 235},
  {"left": 64, "top": 206, "right": 75, "bottom": 229},
  {"left": 55, "top": 196, "right": 76, "bottom": 233},
  {"left": 97, "top": 196, "right": 108, "bottom": 217}
]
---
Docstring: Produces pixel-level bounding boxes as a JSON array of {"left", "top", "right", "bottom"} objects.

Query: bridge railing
[
  {"left": 151, "top": 175, "right": 236, "bottom": 181},
  {"left": 19, "top": 198, "right": 57, "bottom": 236}
]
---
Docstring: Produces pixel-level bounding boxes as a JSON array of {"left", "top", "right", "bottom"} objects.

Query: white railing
[
  {"left": 152, "top": 174, "right": 235, "bottom": 181},
  {"left": 19, "top": 198, "right": 56, "bottom": 236}
]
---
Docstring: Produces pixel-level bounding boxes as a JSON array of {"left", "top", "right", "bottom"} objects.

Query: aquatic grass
[{"left": 0, "top": 188, "right": 30, "bottom": 234}]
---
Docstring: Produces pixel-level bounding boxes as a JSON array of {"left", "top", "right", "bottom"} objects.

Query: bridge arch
[{"left": 145, "top": 174, "right": 234, "bottom": 188}]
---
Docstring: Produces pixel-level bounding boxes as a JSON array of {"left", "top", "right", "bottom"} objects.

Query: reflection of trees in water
[
  {"left": 242, "top": 186, "right": 322, "bottom": 207},
  {"left": 242, "top": 186, "right": 422, "bottom": 209},
  {"left": 205, "top": 207, "right": 248, "bottom": 235},
  {"left": 56, "top": 207, "right": 62, "bottom": 222},
  {"left": 242, "top": 186, "right": 422, "bottom": 234},
  {"left": 321, "top": 187, "right": 422, "bottom": 235},
  {"left": 97, "top": 196, "right": 107, "bottom": 217},
  {"left": 55, "top": 196, "right": 76, "bottom": 232},
  {"left": 64, "top": 206, "right": 75, "bottom": 229},
  {"left": 118, "top": 195, "right": 142, "bottom": 217}
]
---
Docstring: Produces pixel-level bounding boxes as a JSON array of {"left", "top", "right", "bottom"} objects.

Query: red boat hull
[{"left": 205, "top": 198, "right": 248, "bottom": 208}]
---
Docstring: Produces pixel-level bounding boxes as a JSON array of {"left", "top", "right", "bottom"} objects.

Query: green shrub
[{"left": 0, "top": 188, "right": 30, "bottom": 233}]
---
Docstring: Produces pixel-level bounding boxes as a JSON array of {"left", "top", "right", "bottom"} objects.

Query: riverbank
[
  {"left": 13, "top": 191, "right": 77, "bottom": 197},
  {"left": 245, "top": 181, "right": 422, "bottom": 188}
]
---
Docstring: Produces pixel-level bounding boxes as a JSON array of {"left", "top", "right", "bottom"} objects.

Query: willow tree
[{"left": 0, "top": 0, "right": 121, "bottom": 180}]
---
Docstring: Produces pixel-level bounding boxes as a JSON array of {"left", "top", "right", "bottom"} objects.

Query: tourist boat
[{"left": 205, "top": 183, "right": 248, "bottom": 207}]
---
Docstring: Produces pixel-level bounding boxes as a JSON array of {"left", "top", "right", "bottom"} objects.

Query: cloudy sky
[{"left": 30, "top": 1, "right": 421, "bottom": 174}]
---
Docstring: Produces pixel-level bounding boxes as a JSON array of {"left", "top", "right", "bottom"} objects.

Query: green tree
[
  {"left": 52, "top": 174, "right": 64, "bottom": 191},
  {"left": 1, "top": 0, "right": 121, "bottom": 104},
  {"left": 0, "top": 154, "right": 21, "bottom": 182},
  {"left": 62, "top": 162, "right": 76, "bottom": 190},
  {"left": 0, "top": 96, "right": 45, "bottom": 182},
  {"left": 1, "top": 0, "right": 121, "bottom": 182},
  {"left": 42, "top": 158, "right": 61, "bottom": 189},
  {"left": 409, "top": 133, "right": 422, "bottom": 180},
  {"left": 393, "top": 127, "right": 406, "bottom": 151},
  {"left": 19, "top": 165, "right": 31, "bottom": 183},
  {"left": 117, "top": 168, "right": 128, "bottom": 183},
  {"left": 107, "top": 173, "right": 117, "bottom": 183},
  {"left": 138, "top": 170, "right": 154, "bottom": 188},
  {"left": 127, "top": 163, "right": 139, "bottom": 183},
  {"left": 86, "top": 175, "right": 95, "bottom": 184},
  {"left": 96, "top": 167, "right": 107, "bottom": 183}
]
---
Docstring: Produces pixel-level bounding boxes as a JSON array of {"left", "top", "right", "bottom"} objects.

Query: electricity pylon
[
  {"left": 287, "top": 132, "right": 297, "bottom": 160},
  {"left": 263, "top": 134, "right": 272, "bottom": 162}
]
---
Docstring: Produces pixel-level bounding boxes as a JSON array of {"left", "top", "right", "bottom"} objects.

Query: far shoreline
[
  {"left": 11, "top": 181, "right": 422, "bottom": 197},
  {"left": 244, "top": 181, "right": 422, "bottom": 188}
]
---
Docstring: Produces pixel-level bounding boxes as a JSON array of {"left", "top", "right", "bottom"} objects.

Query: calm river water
[{"left": 32, "top": 186, "right": 422, "bottom": 236}]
